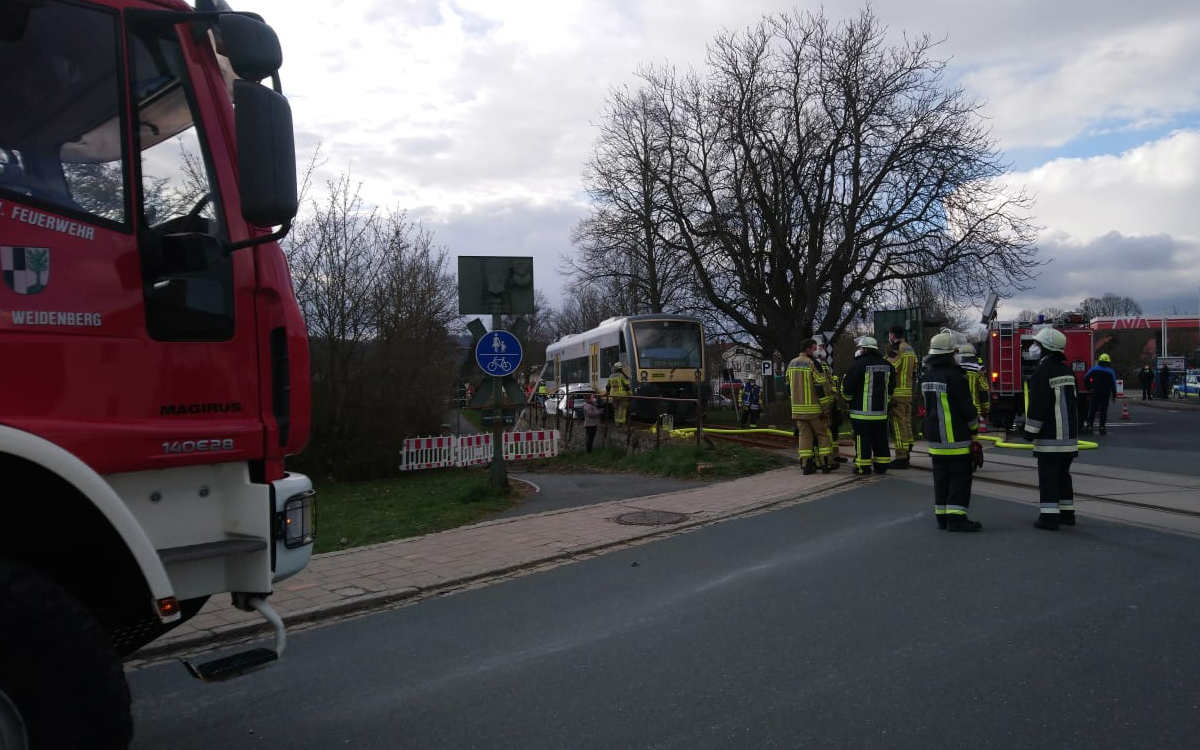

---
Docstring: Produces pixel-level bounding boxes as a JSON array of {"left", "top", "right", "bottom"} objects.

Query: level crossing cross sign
[{"left": 475, "top": 329, "right": 523, "bottom": 377}]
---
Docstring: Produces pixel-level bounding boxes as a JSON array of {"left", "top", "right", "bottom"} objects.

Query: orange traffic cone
[{"left": 1121, "top": 400, "right": 1130, "bottom": 420}]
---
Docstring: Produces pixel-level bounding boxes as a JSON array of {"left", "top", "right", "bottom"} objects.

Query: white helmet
[
  {"left": 855, "top": 336, "right": 878, "bottom": 350},
  {"left": 957, "top": 343, "right": 976, "bottom": 357},
  {"left": 928, "top": 330, "right": 957, "bottom": 355},
  {"left": 611, "top": 361, "right": 625, "bottom": 372},
  {"left": 1033, "top": 327, "right": 1067, "bottom": 352}
]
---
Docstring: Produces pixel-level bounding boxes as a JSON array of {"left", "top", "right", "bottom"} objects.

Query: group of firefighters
[{"left": 782, "top": 324, "right": 1082, "bottom": 532}]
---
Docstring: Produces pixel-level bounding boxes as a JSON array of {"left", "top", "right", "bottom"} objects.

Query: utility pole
[{"left": 489, "top": 310, "right": 507, "bottom": 490}]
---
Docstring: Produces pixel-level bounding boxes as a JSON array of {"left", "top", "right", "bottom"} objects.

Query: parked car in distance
[
  {"left": 1171, "top": 372, "right": 1200, "bottom": 399},
  {"left": 544, "top": 383, "right": 597, "bottom": 417}
]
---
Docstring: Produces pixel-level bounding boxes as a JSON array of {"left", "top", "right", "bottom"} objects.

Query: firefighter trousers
[
  {"left": 613, "top": 399, "right": 629, "bottom": 425},
  {"left": 932, "top": 455, "right": 973, "bottom": 519},
  {"left": 1035, "top": 452, "right": 1076, "bottom": 516},
  {"left": 822, "top": 406, "right": 839, "bottom": 458},
  {"left": 852, "top": 419, "right": 890, "bottom": 473},
  {"left": 888, "top": 396, "right": 913, "bottom": 458},
  {"left": 794, "top": 414, "right": 831, "bottom": 465}
]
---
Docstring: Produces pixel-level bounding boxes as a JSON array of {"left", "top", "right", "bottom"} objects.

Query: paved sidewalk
[
  {"left": 1136, "top": 397, "right": 1200, "bottom": 412},
  {"left": 134, "top": 468, "right": 855, "bottom": 661}
]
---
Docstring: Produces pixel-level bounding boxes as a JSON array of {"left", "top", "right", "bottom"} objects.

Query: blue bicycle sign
[{"left": 475, "top": 330, "right": 523, "bottom": 378}]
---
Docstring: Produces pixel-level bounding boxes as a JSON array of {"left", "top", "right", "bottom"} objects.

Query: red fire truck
[
  {"left": 985, "top": 313, "right": 1095, "bottom": 431},
  {"left": 1, "top": 1, "right": 312, "bottom": 746}
]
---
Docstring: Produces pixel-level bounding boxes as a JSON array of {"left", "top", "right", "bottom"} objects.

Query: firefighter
[
  {"left": 924, "top": 332, "right": 983, "bottom": 530},
  {"left": 606, "top": 361, "right": 632, "bottom": 425},
  {"left": 958, "top": 343, "right": 990, "bottom": 431},
  {"left": 740, "top": 377, "right": 763, "bottom": 428},
  {"left": 843, "top": 336, "right": 895, "bottom": 476},
  {"left": 814, "top": 345, "right": 841, "bottom": 464},
  {"left": 1083, "top": 353, "right": 1118, "bottom": 435},
  {"left": 1024, "top": 327, "right": 1080, "bottom": 530},
  {"left": 886, "top": 325, "right": 917, "bottom": 468},
  {"left": 787, "top": 338, "right": 833, "bottom": 474}
]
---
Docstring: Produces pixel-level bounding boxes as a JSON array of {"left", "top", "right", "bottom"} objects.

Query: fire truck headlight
[{"left": 281, "top": 491, "right": 315, "bottom": 549}]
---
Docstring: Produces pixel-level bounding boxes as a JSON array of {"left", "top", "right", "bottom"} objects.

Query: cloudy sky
[{"left": 250, "top": 0, "right": 1200, "bottom": 318}]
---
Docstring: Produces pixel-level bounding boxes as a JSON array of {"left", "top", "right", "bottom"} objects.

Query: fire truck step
[{"left": 182, "top": 648, "right": 278, "bottom": 682}]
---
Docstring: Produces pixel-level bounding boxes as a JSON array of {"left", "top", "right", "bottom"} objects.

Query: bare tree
[
  {"left": 569, "top": 87, "right": 692, "bottom": 314},
  {"left": 1079, "top": 293, "right": 1142, "bottom": 318},
  {"left": 624, "top": 7, "right": 1037, "bottom": 359}
]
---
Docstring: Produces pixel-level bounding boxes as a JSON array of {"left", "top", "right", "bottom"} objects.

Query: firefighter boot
[
  {"left": 1034, "top": 515, "right": 1060, "bottom": 531},
  {"left": 890, "top": 457, "right": 910, "bottom": 469},
  {"left": 936, "top": 515, "right": 948, "bottom": 530},
  {"left": 1059, "top": 510, "right": 1076, "bottom": 526},
  {"left": 802, "top": 460, "right": 817, "bottom": 475},
  {"left": 946, "top": 516, "right": 982, "bottom": 532}
]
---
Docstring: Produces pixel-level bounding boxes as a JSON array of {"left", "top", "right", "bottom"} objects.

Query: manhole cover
[{"left": 614, "top": 510, "right": 688, "bottom": 526}]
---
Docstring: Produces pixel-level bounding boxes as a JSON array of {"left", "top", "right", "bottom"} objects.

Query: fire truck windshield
[{"left": 0, "top": 0, "right": 128, "bottom": 224}]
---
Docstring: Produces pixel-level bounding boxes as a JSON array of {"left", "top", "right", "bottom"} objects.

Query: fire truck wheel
[{"left": 0, "top": 562, "right": 133, "bottom": 750}]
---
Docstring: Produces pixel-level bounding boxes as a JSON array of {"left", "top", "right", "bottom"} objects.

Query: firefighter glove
[{"left": 969, "top": 440, "right": 985, "bottom": 470}]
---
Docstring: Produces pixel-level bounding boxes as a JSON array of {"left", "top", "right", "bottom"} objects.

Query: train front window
[{"left": 632, "top": 321, "right": 703, "bottom": 369}]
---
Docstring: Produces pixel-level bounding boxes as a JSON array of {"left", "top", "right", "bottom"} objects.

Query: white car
[{"left": 543, "top": 383, "right": 597, "bottom": 417}]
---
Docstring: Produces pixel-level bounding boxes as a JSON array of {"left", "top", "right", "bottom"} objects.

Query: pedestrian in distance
[
  {"left": 1158, "top": 363, "right": 1171, "bottom": 399},
  {"left": 886, "top": 325, "right": 918, "bottom": 468},
  {"left": 1023, "top": 327, "right": 1080, "bottom": 531},
  {"left": 740, "top": 377, "right": 763, "bottom": 428},
  {"left": 1138, "top": 364, "right": 1154, "bottom": 400},
  {"left": 606, "top": 361, "right": 632, "bottom": 425},
  {"left": 581, "top": 395, "right": 603, "bottom": 453},
  {"left": 843, "top": 336, "right": 896, "bottom": 476},
  {"left": 923, "top": 331, "right": 984, "bottom": 531},
  {"left": 1083, "top": 353, "right": 1118, "bottom": 435},
  {"left": 787, "top": 338, "right": 835, "bottom": 475}
]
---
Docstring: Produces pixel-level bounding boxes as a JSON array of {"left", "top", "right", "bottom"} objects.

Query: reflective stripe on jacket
[
  {"left": 921, "top": 354, "right": 978, "bottom": 456},
  {"left": 787, "top": 354, "right": 824, "bottom": 416},
  {"left": 889, "top": 341, "right": 918, "bottom": 398},
  {"left": 964, "top": 367, "right": 989, "bottom": 413},
  {"left": 817, "top": 362, "right": 835, "bottom": 408},
  {"left": 842, "top": 352, "right": 894, "bottom": 420},
  {"left": 607, "top": 373, "right": 631, "bottom": 397},
  {"left": 1024, "top": 353, "right": 1079, "bottom": 453}
]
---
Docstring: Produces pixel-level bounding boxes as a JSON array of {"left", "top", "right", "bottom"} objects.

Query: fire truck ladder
[{"left": 997, "top": 321, "right": 1016, "bottom": 394}]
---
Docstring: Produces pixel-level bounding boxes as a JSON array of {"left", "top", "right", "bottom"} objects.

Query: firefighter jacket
[
  {"left": 817, "top": 361, "right": 836, "bottom": 410},
  {"left": 1084, "top": 364, "right": 1118, "bottom": 402},
  {"left": 742, "top": 381, "right": 762, "bottom": 408},
  {"left": 963, "top": 364, "right": 989, "bottom": 414},
  {"left": 888, "top": 340, "right": 918, "bottom": 399},
  {"left": 842, "top": 351, "right": 895, "bottom": 421},
  {"left": 920, "top": 354, "right": 978, "bottom": 456},
  {"left": 607, "top": 372, "right": 631, "bottom": 398},
  {"left": 787, "top": 353, "right": 825, "bottom": 417},
  {"left": 1024, "top": 352, "right": 1079, "bottom": 453}
]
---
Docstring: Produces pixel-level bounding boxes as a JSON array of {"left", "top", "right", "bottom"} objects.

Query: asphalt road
[
  {"left": 129, "top": 479, "right": 1200, "bottom": 749},
  {"left": 498, "top": 472, "right": 708, "bottom": 518},
  {"left": 990, "top": 400, "right": 1200, "bottom": 476}
]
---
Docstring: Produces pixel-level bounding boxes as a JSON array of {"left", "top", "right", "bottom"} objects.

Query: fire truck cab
[
  {"left": 985, "top": 313, "right": 1095, "bottom": 432},
  {"left": 1, "top": 1, "right": 313, "bottom": 747}
]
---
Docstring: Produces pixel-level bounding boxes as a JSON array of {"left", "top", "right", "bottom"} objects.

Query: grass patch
[
  {"left": 313, "top": 469, "right": 515, "bottom": 553},
  {"left": 548, "top": 442, "right": 788, "bottom": 479}
]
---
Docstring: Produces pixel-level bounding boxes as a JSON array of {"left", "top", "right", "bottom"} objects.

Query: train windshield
[{"left": 632, "top": 321, "right": 703, "bottom": 369}]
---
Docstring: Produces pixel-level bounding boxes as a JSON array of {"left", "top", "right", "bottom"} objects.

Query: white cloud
[{"left": 1004, "top": 129, "right": 1200, "bottom": 241}]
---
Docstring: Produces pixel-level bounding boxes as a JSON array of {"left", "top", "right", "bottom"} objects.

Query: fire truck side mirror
[
  {"left": 217, "top": 14, "right": 282, "bottom": 82},
  {"left": 233, "top": 79, "right": 298, "bottom": 229}
]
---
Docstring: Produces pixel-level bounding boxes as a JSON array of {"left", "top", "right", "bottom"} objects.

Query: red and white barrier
[
  {"left": 398, "top": 436, "right": 457, "bottom": 471},
  {"left": 458, "top": 433, "right": 493, "bottom": 467},
  {"left": 399, "top": 431, "right": 560, "bottom": 471},
  {"left": 502, "top": 430, "right": 558, "bottom": 461}
]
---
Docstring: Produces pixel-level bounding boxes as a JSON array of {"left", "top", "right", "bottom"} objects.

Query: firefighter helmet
[
  {"left": 928, "top": 330, "right": 957, "bottom": 355},
  {"left": 1098, "top": 353, "right": 1112, "bottom": 363},
  {"left": 855, "top": 336, "right": 878, "bottom": 350},
  {"left": 1032, "top": 327, "right": 1067, "bottom": 352}
]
